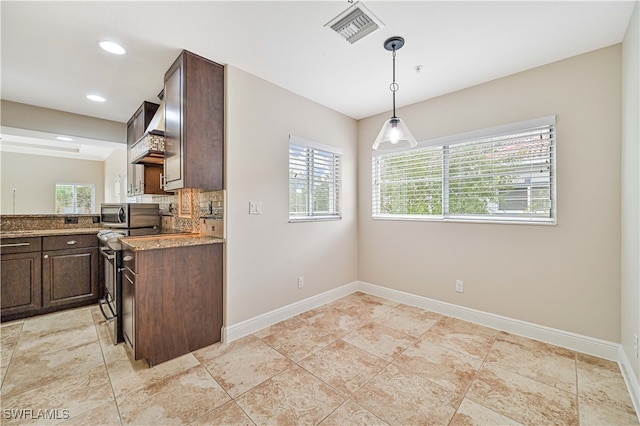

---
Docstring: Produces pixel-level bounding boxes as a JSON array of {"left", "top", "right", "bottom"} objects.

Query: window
[
  {"left": 372, "top": 116, "right": 556, "bottom": 224},
  {"left": 289, "top": 135, "right": 342, "bottom": 221},
  {"left": 55, "top": 183, "right": 95, "bottom": 214}
]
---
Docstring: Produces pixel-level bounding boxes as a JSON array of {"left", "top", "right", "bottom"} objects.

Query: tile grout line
[
  {"left": 0, "top": 319, "right": 25, "bottom": 391},
  {"left": 575, "top": 350, "right": 581, "bottom": 426},
  {"left": 444, "top": 329, "right": 520, "bottom": 426},
  {"left": 90, "top": 307, "right": 126, "bottom": 426}
]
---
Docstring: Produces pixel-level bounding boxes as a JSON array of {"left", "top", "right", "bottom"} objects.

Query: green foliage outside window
[
  {"left": 374, "top": 127, "right": 554, "bottom": 221},
  {"left": 55, "top": 184, "right": 95, "bottom": 214}
]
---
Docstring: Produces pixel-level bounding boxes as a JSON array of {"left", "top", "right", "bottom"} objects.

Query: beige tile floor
[{"left": 1, "top": 292, "right": 638, "bottom": 425}]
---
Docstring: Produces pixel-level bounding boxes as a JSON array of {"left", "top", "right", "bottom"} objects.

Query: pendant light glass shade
[
  {"left": 373, "top": 36, "right": 417, "bottom": 151},
  {"left": 372, "top": 116, "right": 417, "bottom": 151}
]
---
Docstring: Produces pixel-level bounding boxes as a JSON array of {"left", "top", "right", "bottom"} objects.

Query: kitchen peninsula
[{"left": 119, "top": 234, "right": 223, "bottom": 366}]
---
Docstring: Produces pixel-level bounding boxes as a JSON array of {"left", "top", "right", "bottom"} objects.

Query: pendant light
[{"left": 372, "top": 36, "right": 417, "bottom": 151}]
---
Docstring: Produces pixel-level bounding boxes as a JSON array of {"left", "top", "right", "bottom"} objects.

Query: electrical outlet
[
  {"left": 455, "top": 280, "right": 464, "bottom": 293},
  {"left": 298, "top": 276, "right": 304, "bottom": 289},
  {"left": 634, "top": 333, "right": 638, "bottom": 358}
]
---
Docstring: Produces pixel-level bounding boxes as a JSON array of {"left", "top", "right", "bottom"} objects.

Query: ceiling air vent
[{"left": 325, "top": 1, "right": 384, "bottom": 44}]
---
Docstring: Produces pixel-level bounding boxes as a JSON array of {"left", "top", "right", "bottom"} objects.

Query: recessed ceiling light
[
  {"left": 86, "top": 94, "right": 106, "bottom": 102},
  {"left": 56, "top": 136, "right": 73, "bottom": 141},
  {"left": 99, "top": 41, "right": 126, "bottom": 55}
]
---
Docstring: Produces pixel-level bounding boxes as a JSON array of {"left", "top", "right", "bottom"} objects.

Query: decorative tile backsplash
[{"left": 153, "top": 189, "right": 224, "bottom": 233}]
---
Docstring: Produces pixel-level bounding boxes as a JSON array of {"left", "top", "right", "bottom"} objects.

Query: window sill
[
  {"left": 372, "top": 214, "right": 556, "bottom": 226},
  {"left": 289, "top": 216, "right": 342, "bottom": 223}
]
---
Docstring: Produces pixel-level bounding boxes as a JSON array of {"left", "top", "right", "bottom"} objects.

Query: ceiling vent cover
[{"left": 325, "top": 1, "right": 384, "bottom": 44}]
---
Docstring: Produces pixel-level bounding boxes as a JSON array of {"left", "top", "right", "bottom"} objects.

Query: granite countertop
[
  {"left": 119, "top": 234, "right": 224, "bottom": 251},
  {"left": 0, "top": 228, "right": 104, "bottom": 238}
]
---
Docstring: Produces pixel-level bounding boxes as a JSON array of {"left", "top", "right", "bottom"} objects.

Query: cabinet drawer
[
  {"left": 43, "top": 234, "right": 97, "bottom": 251},
  {"left": 122, "top": 249, "right": 136, "bottom": 273},
  {"left": 0, "top": 237, "right": 41, "bottom": 254}
]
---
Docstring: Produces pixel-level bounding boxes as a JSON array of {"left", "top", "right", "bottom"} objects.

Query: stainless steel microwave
[{"left": 100, "top": 203, "right": 160, "bottom": 229}]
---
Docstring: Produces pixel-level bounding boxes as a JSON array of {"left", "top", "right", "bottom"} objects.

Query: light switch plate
[{"left": 249, "top": 201, "right": 262, "bottom": 215}]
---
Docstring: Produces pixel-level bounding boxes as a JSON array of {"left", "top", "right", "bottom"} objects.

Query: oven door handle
[
  {"left": 98, "top": 297, "right": 117, "bottom": 321},
  {"left": 100, "top": 246, "right": 115, "bottom": 261}
]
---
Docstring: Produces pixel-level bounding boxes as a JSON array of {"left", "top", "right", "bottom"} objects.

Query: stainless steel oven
[
  {"left": 97, "top": 229, "right": 126, "bottom": 345},
  {"left": 97, "top": 203, "right": 160, "bottom": 345}
]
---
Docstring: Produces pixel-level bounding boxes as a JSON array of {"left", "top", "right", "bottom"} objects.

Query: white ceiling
[{"left": 1, "top": 1, "right": 636, "bottom": 155}]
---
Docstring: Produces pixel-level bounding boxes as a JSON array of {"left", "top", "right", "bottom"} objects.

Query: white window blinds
[
  {"left": 289, "top": 136, "right": 342, "bottom": 221},
  {"left": 372, "top": 116, "right": 556, "bottom": 224}
]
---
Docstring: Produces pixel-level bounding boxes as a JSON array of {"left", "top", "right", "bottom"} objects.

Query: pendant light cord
[{"left": 391, "top": 49, "right": 398, "bottom": 119}]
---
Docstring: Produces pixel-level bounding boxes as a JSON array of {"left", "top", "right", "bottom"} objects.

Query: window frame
[
  {"left": 372, "top": 116, "right": 557, "bottom": 225},
  {"left": 289, "top": 135, "right": 342, "bottom": 222},
  {"left": 55, "top": 182, "right": 96, "bottom": 214}
]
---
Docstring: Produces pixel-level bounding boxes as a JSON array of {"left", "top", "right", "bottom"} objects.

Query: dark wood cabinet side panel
[
  {"left": 136, "top": 244, "right": 222, "bottom": 366},
  {"left": 183, "top": 53, "right": 224, "bottom": 190}
]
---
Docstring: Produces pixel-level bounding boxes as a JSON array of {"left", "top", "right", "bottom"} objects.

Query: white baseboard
[
  {"left": 619, "top": 346, "right": 640, "bottom": 421},
  {"left": 222, "top": 280, "right": 636, "bottom": 417},
  {"left": 223, "top": 281, "right": 358, "bottom": 342},
  {"left": 224, "top": 279, "right": 619, "bottom": 360},
  {"left": 357, "top": 281, "right": 620, "bottom": 361}
]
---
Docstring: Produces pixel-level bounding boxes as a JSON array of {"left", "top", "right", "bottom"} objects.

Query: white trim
[
  {"left": 289, "top": 134, "right": 342, "bottom": 155},
  {"left": 357, "top": 281, "right": 619, "bottom": 361},
  {"left": 224, "top": 280, "right": 618, "bottom": 360},
  {"left": 223, "top": 282, "right": 358, "bottom": 342},
  {"left": 222, "top": 280, "right": 636, "bottom": 415},
  {"left": 619, "top": 346, "right": 640, "bottom": 421},
  {"left": 416, "top": 114, "right": 557, "bottom": 150}
]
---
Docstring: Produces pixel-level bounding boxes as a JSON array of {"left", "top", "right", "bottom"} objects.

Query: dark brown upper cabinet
[
  {"left": 127, "top": 101, "right": 160, "bottom": 196},
  {"left": 163, "top": 50, "right": 224, "bottom": 192}
]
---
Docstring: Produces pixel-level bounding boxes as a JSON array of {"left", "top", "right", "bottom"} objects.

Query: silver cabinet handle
[
  {"left": 66, "top": 240, "right": 78, "bottom": 245},
  {"left": 123, "top": 255, "right": 133, "bottom": 262},
  {"left": 43, "top": 254, "right": 49, "bottom": 259},
  {"left": 100, "top": 247, "right": 115, "bottom": 261},
  {"left": 0, "top": 242, "right": 30, "bottom": 248}
]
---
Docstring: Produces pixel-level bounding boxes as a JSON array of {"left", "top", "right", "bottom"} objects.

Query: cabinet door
[
  {"left": 126, "top": 118, "right": 142, "bottom": 196},
  {"left": 127, "top": 102, "right": 160, "bottom": 196},
  {"left": 143, "top": 165, "right": 168, "bottom": 195},
  {"left": 42, "top": 247, "right": 99, "bottom": 308},
  {"left": 0, "top": 252, "right": 42, "bottom": 316},
  {"left": 164, "top": 56, "right": 183, "bottom": 190},
  {"left": 163, "top": 51, "right": 224, "bottom": 192},
  {"left": 122, "top": 263, "right": 136, "bottom": 354}
]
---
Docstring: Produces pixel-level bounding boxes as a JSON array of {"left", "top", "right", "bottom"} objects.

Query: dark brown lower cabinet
[
  {"left": 42, "top": 247, "right": 99, "bottom": 308},
  {"left": 0, "top": 252, "right": 42, "bottom": 316},
  {"left": 123, "top": 243, "right": 223, "bottom": 367},
  {"left": 0, "top": 234, "right": 100, "bottom": 321}
]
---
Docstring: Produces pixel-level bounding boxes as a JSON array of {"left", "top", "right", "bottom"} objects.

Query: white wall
[
  {"left": 103, "top": 149, "right": 127, "bottom": 203},
  {"left": 0, "top": 151, "right": 105, "bottom": 214},
  {"left": 358, "top": 45, "right": 622, "bottom": 343},
  {"left": 224, "top": 66, "right": 358, "bottom": 326},
  {"left": 621, "top": 2, "right": 640, "bottom": 381}
]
